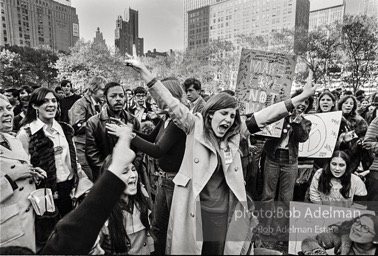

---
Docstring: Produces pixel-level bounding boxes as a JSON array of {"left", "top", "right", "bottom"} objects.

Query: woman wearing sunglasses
[{"left": 301, "top": 214, "right": 378, "bottom": 255}]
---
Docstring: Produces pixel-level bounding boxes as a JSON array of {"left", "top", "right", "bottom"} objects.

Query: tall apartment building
[
  {"left": 188, "top": 6, "right": 210, "bottom": 49},
  {"left": 0, "top": 0, "right": 79, "bottom": 52},
  {"left": 115, "top": 8, "right": 144, "bottom": 57},
  {"left": 208, "top": 0, "right": 310, "bottom": 47},
  {"left": 184, "top": 0, "right": 228, "bottom": 49}
]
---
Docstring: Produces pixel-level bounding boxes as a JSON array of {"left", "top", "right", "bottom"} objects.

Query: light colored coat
[
  {"left": 0, "top": 133, "right": 36, "bottom": 252},
  {"left": 149, "top": 81, "right": 291, "bottom": 255}
]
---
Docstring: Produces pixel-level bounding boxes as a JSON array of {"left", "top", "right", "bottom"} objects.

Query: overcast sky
[{"left": 71, "top": 0, "right": 184, "bottom": 52}]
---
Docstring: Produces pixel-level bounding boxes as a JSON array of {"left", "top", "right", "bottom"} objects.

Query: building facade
[
  {"left": 345, "top": 0, "right": 378, "bottom": 17},
  {"left": 115, "top": 8, "right": 144, "bottom": 57},
  {"left": 309, "top": 0, "right": 345, "bottom": 30},
  {"left": 188, "top": 6, "right": 210, "bottom": 49},
  {"left": 184, "top": 0, "right": 227, "bottom": 49},
  {"left": 145, "top": 48, "right": 174, "bottom": 58},
  {"left": 93, "top": 27, "right": 106, "bottom": 46},
  {"left": 208, "top": 0, "right": 309, "bottom": 47},
  {"left": 0, "top": 0, "right": 79, "bottom": 52}
]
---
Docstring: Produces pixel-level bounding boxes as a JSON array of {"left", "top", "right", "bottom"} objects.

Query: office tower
[
  {"left": 0, "top": 0, "right": 79, "bottom": 52},
  {"left": 115, "top": 8, "right": 144, "bottom": 57}
]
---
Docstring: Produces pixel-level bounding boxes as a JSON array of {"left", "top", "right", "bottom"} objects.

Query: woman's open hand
[
  {"left": 124, "top": 54, "right": 154, "bottom": 83},
  {"left": 106, "top": 122, "right": 133, "bottom": 138}
]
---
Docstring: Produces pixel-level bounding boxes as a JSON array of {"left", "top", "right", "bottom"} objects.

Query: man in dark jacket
[
  {"left": 59, "top": 80, "right": 81, "bottom": 123},
  {"left": 86, "top": 82, "right": 140, "bottom": 182},
  {"left": 260, "top": 92, "right": 312, "bottom": 241},
  {"left": 69, "top": 76, "right": 107, "bottom": 181}
]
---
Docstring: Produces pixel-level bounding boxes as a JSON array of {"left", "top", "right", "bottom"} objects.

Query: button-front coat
[
  {"left": 0, "top": 133, "right": 36, "bottom": 252},
  {"left": 149, "top": 81, "right": 293, "bottom": 255}
]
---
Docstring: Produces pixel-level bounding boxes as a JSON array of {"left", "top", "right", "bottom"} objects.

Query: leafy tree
[
  {"left": 55, "top": 39, "right": 137, "bottom": 91},
  {"left": 0, "top": 46, "right": 58, "bottom": 89},
  {"left": 341, "top": 15, "right": 378, "bottom": 92},
  {"left": 295, "top": 24, "right": 343, "bottom": 84}
]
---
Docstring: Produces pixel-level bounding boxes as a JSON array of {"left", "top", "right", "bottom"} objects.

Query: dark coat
[
  {"left": 86, "top": 106, "right": 140, "bottom": 181},
  {"left": 264, "top": 115, "right": 312, "bottom": 164},
  {"left": 41, "top": 171, "right": 126, "bottom": 255}
]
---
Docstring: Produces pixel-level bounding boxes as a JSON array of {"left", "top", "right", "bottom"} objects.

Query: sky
[{"left": 71, "top": 0, "right": 184, "bottom": 52}]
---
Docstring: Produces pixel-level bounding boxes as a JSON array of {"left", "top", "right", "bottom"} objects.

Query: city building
[
  {"left": 145, "top": 48, "right": 175, "bottom": 58},
  {"left": 309, "top": 0, "right": 345, "bottom": 30},
  {"left": 188, "top": 6, "right": 210, "bottom": 49},
  {"left": 208, "top": 0, "right": 310, "bottom": 47},
  {"left": 187, "top": 0, "right": 310, "bottom": 50},
  {"left": 184, "top": 0, "right": 227, "bottom": 49},
  {"left": 187, "top": 0, "right": 310, "bottom": 90},
  {"left": 309, "top": 0, "right": 378, "bottom": 31},
  {"left": 345, "top": 0, "right": 378, "bottom": 17},
  {"left": 115, "top": 8, "right": 144, "bottom": 57},
  {"left": 93, "top": 27, "right": 106, "bottom": 47},
  {"left": 0, "top": 0, "right": 79, "bottom": 52}
]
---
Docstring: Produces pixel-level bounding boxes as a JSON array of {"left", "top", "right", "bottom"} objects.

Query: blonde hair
[{"left": 85, "top": 76, "right": 107, "bottom": 94}]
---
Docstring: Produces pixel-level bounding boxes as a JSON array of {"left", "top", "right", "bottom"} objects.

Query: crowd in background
[{"left": 1, "top": 59, "right": 378, "bottom": 255}]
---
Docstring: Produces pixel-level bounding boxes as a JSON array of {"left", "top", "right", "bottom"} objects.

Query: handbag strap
[{"left": 43, "top": 177, "right": 47, "bottom": 212}]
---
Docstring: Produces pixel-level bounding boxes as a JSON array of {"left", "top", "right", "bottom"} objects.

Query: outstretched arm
[
  {"left": 124, "top": 59, "right": 196, "bottom": 134},
  {"left": 41, "top": 129, "right": 136, "bottom": 255},
  {"left": 245, "top": 71, "right": 317, "bottom": 134}
]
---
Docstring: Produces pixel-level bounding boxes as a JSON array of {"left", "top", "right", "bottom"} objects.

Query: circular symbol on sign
[{"left": 298, "top": 115, "right": 327, "bottom": 157}]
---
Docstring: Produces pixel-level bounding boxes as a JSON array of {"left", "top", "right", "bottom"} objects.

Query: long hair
[
  {"left": 328, "top": 214, "right": 378, "bottom": 242},
  {"left": 318, "top": 150, "right": 352, "bottom": 198},
  {"left": 100, "top": 155, "right": 150, "bottom": 254},
  {"left": 316, "top": 91, "right": 337, "bottom": 113},
  {"left": 160, "top": 77, "right": 189, "bottom": 115},
  {"left": 20, "top": 87, "right": 58, "bottom": 127},
  {"left": 338, "top": 95, "right": 358, "bottom": 117},
  {"left": 201, "top": 92, "right": 241, "bottom": 149}
]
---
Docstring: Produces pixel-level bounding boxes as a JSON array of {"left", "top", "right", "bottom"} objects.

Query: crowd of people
[{"left": 1, "top": 57, "right": 378, "bottom": 255}]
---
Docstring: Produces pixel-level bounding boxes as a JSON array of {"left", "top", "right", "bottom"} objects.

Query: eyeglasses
[
  {"left": 135, "top": 94, "right": 146, "bottom": 98},
  {"left": 354, "top": 218, "right": 376, "bottom": 235}
]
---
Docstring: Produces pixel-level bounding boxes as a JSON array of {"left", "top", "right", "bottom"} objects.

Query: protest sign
[
  {"left": 298, "top": 111, "right": 342, "bottom": 158},
  {"left": 235, "top": 49, "right": 296, "bottom": 138},
  {"left": 288, "top": 201, "right": 374, "bottom": 255}
]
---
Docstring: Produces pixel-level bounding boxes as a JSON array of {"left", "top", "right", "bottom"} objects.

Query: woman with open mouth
[
  {"left": 93, "top": 159, "right": 153, "bottom": 255},
  {"left": 309, "top": 150, "right": 367, "bottom": 208},
  {"left": 119, "top": 58, "right": 316, "bottom": 255},
  {"left": 337, "top": 95, "right": 371, "bottom": 175},
  {"left": 16, "top": 87, "right": 85, "bottom": 249}
]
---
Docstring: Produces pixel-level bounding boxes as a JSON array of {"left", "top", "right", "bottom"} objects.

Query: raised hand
[
  {"left": 302, "top": 70, "right": 317, "bottom": 98},
  {"left": 124, "top": 57, "right": 154, "bottom": 83},
  {"left": 107, "top": 124, "right": 136, "bottom": 183}
]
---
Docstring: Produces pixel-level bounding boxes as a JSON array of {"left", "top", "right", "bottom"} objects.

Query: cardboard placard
[
  {"left": 235, "top": 49, "right": 296, "bottom": 137},
  {"left": 298, "top": 111, "right": 342, "bottom": 158}
]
